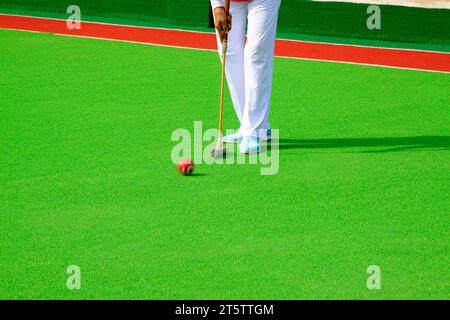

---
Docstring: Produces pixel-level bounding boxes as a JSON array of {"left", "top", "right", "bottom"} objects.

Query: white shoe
[
  {"left": 223, "top": 132, "right": 243, "bottom": 144},
  {"left": 239, "top": 136, "right": 261, "bottom": 154},
  {"left": 223, "top": 129, "right": 271, "bottom": 144}
]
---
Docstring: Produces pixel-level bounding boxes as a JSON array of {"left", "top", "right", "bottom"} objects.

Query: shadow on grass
[
  {"left": 277, "top": 136, "right": 450, "bottom": 153},
  {"left": 187, "top": 173, "right": 208, "bottom": 177}
]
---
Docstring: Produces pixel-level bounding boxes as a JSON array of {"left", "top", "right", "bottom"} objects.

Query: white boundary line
[
  {"left": 313, "top": 0, "right": 450, "bottom": 10},
  {"left": 0, "top": 27, "right": 217, "bottom": 53},
  {"left": 279, "top": 55, "right": 450, "bottom": 74},
  {"left": 1, "top": 13, "right": 449, "bottom": 55}
]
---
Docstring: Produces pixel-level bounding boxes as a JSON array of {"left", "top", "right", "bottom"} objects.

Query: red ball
[{"left": 178, "top": 159, "right": 195, "bottom": 176}]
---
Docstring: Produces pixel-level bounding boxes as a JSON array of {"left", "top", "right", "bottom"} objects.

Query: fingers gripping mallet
[{"left": 211, "top": 0, "right": 231, "bottom": 158}]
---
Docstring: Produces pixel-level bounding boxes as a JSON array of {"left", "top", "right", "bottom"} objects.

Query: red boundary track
[{"left": 1, "top": 14, "right": 449, "bottom": 73}]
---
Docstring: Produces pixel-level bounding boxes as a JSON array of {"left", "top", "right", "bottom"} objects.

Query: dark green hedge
[
  {"left": 0, "top": 0, "right": 211, "bottom": 26},
  {"left": 278, "top": 1, "right": 450, "bottom": 45}
]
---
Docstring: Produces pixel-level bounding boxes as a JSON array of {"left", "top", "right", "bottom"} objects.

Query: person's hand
[{"left": 213, "top": 7, "right": 232, "bottom": 43}]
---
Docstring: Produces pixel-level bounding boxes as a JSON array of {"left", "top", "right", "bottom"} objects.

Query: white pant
[{"left": 215, "top": 0, "right": 281, "bottom": 138}]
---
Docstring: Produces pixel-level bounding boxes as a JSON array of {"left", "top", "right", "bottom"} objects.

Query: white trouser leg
[
  {"left": 241, "top": 0, "right": 281, "bottom": 137},
  {"left": 215, "top": 2, "right": 247, "bottom": 124}
]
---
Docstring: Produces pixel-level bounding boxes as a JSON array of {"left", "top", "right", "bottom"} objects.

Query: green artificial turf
[{"left": 0, "top": 29, "right": 449, "bottom": 299}]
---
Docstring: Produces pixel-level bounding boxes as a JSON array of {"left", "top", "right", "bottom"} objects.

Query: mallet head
[{"left": 211, "top": 141, "right": 228, "bottom": 158}]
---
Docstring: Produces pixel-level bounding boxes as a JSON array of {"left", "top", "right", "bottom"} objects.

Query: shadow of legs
[{"left": 276, "top": 136, "right": 450, "bottom": 153}]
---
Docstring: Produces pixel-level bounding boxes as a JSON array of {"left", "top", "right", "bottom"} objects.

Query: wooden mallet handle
[{"left": 218, "top": 0, "right": 231, "bottom": 142}]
